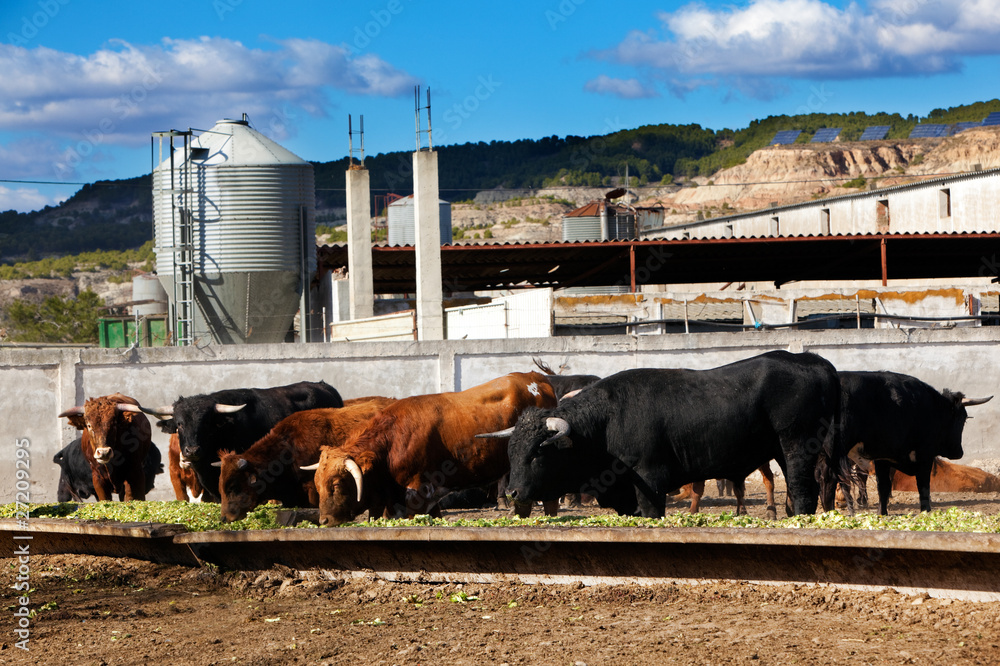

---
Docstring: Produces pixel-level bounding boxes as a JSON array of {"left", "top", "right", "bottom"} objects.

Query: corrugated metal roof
[
  {"left": 564, "top": 200, "right": 630, "bottom": 217},
  {"left": 317, "top": 232, "right": 1000, "bottom": 293}
]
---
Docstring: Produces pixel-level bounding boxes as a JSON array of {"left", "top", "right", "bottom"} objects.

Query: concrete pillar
[
  {"left": 346, "top": 167, "right": 374, "bottom": 320},
  {"left": 413, "top": 150, "right": 444, "bottom": 340}
]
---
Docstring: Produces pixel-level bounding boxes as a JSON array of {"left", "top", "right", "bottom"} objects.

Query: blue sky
[{"left": 2, "top": 0, "right": 1000, "bottom": 212}]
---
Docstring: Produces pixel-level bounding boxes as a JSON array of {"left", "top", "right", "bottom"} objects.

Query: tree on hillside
[{"left": 3, "top": 290, "right": 103, "bottom": 344}]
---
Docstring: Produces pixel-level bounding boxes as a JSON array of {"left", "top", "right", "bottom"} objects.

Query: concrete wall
[{"left": 4, "top": 327, "right": 999, "bottom": 503}]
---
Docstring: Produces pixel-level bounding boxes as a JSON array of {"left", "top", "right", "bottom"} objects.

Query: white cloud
[
  {"left": 595, "top": 0, "right": 1000, "bottom": 95},
  {"left": 0, "top": 37, "right": 419, "bottom": 144},
  {"left": 0, "top": 185, "right": 68, "bottom": 213},
  {"left": 584, "top": 75, "right": 659, "bottom": 99}
]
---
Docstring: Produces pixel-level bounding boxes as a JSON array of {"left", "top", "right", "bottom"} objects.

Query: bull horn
[
  {"left": 116, "top": 403, "right": 143, "bottom": 413},
  {"left": 345, "top": 458, "right": 364, "bottom": 503},
  {"left": 562, "top": 389, "right": 583, "bottom": 400},
  {"left": 299, "top": 462, "right": 320, "bottom": 471},
  {"left": 236, "top": 458, "right": 249, "bottom": 470},
  {"left": 215, "top": 403, "right": 246, "bottom": 414},
  {"left": 963, "top": 396, "right": 994, "bottom": 407},
  {"left": 139, "top": 405, "right": 174, "bottom": 417},
  {"left": 210, "top": 461, "right": 222, "bottom": 468},
  {"left": 58, "top": 406, "right": 83, "bottom": 418},
  {"left": 475, "top": 426, "right": 516, "bottom": 439},
  {"left": 540, "top": 417, "right": 571, "bottom": 446}
]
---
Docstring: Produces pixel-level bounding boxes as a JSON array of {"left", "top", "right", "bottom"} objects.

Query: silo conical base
[{"left": 159, "top": 272, "right": 301, "bottom": 345}]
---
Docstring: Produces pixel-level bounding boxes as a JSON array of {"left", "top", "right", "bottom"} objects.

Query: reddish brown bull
[
  {"left": 892, "top": 458, "right": 1000, "bottom": 494},
  {"left": 58, "top": 393, "right": 152, "bottom": 501},
  {"left": 308, "top": 372, "right": 557, "bottom": 526},
  {"left": 168, "top": 434, "right": 203, "bottom": 502},
  {"left": 215, "top": 397, "right": 395, "bottom": 522}
]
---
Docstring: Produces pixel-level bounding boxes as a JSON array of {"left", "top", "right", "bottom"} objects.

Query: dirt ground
[{"left": 5, "top": 483, "right": 1000, "bottom": 665}]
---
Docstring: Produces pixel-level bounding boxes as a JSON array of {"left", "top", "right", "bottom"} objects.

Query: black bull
[
  {"left": 138, "top": 381, "right": 342, "bottom": 502},
  {"left": 500, "top": 351, "right": 848, "bottom": 517}
]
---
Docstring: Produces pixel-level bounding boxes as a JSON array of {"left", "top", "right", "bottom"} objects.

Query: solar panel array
[
  {"left": 983, "top": 112, "right": 1000, "bottom": 126},
  {"left": 909, "top": 124, "right": 949, "bottom": 138},
  {"left": 770, "top": 130, "right": 802, "bottom": 145},
  {"left": 810, "top": 128, "right": 842, "bottom": 143},
  {"left": 949, "top": 121, "right": 982, "bottom": 136},
  {"left": 859, "top": 125, "right": 891, "bottom": 141}
]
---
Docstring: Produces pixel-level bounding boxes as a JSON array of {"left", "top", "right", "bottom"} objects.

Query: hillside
[{"left": 3, "top": 99, "right": 1000, "bottom": 261}]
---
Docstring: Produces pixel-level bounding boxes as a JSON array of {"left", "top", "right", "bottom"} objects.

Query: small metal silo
[
  {"left": 387, "top": 195, "right": 452, "bottom": 246},
  {"left": 562, "top": 200, "right": 636, "bottom": 241},
  {"left": 152, "top": 117, "right": 316, "bottom": 344},
  {"left": 562, "top": 200, "right": 636, "bottom": 294}
]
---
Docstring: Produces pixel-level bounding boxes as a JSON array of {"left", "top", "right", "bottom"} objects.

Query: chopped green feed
[
  {"left": 3, "top": 503, "right": 998, "bottom": 533},
  {"left": 0, "top": 501, "right": 290, "bottom": 532}
]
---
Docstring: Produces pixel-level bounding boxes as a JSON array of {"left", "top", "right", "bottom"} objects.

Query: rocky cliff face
[{"left": 636, "top": 126, "right": 1000, "bottom": 221}]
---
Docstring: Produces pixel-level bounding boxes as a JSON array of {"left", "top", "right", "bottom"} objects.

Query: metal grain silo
[
  {"left": 152, "top": 117, "right": 315, "bottom": 344},
  {"left": 387, "top": 195, "right": 452, "bottom": 246},
  {"left": 562, "top": 200, "right": 636, "bottom": 241},
  {"left": 562, "top": 200, "right": 635, "bottom": 294}
]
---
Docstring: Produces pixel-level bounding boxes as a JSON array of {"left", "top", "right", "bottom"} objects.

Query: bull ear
[
  {"left": 963, "top": 396, "right": 993, "bottom": 407},
  {"left": 215, "top": 403, "right": 246, "bottom": 414},
  {"left": 155, "top": 418, "right": 177, "bottom": 434}
]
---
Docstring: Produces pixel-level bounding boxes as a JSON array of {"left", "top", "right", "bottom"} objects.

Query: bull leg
[
  {"left": 92, "top": 470, "right": 113, "bottom": 502},
  {"left": 542, "top": 500, "right": 559, "bottom": 516},
  {"left": 731, "top": 479, "right": 747, "bottom": 515},
  {"left": 914, "top": 460, "right": 934, "bottom": 513},
  {"left": 123, "top": 468, "right": 146, "bottom": 501},
  {"left": 874, "top": 460, "right": 894, "bottom": 516},
  {"left": 170, "top": 469, "right": 189, "bottom": 501},
  {"left": 759, "top": 465, "right": 777, "bottom": 520},
  {"left": 688, "top": 480, "right": 705, "bottom": 514}
]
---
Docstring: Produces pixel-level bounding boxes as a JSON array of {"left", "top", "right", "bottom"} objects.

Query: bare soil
[{"left": 5, "top": 484, "right": 1000, "bottom": 665}]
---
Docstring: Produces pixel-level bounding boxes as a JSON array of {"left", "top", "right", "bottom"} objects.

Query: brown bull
[
  {"left": 59, "top": 393, "right": 152, "bottom": 501},
  {"left": 891, "top": 458, "right": 1000, "bottom": 494},
  {"left": 308, "top": 372, "right": 557, "bottom": 526},
  {"left": 168, "top": 433, "right": 203, "bottom": 502},
  {"left": 214, "top": 397, "right": 395, "bottom": 522}
]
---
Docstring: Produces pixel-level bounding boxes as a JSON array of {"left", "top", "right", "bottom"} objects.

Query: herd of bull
[{"left": 54, "top": 350, "right": 993, "bottom": 526}]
